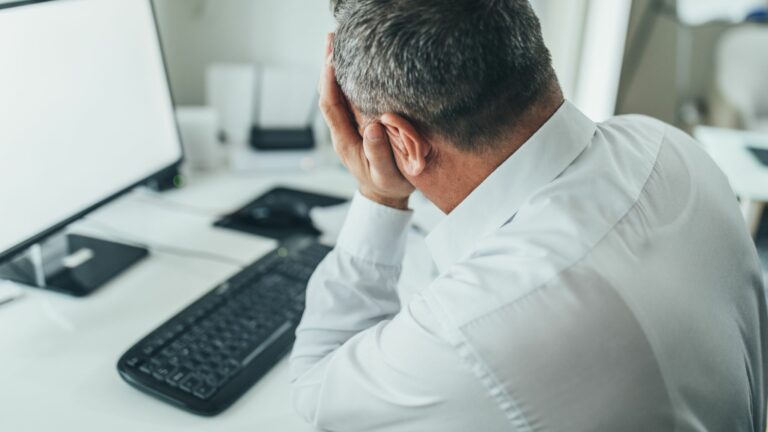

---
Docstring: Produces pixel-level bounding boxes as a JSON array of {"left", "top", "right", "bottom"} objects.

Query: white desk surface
[
  {"left": 694, "top": 126, "right": 768, "bottom": 202},
  {"left": 0, "top": 166, "right": 358, "bottom": 431}
]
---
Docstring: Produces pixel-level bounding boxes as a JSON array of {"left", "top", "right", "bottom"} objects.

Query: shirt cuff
[{"left": 336, "top": 191, "right": 413, "bottom": 267}]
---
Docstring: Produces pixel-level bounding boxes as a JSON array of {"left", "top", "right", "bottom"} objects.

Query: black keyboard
[{"left": 117, "top": 237, "right": 331, "bottom": 416}]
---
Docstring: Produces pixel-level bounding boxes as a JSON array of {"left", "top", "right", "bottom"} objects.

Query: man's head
[
  {"left": 325, "top": 0, "right": 563, "bottom": 213},
  {"left": 331, "top": 0, "right": 559, "bottom": 153}
]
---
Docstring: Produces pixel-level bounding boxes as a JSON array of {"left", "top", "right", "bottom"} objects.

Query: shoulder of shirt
[{"left": 421, "top": 114, "right": 679, "bottom": 328}]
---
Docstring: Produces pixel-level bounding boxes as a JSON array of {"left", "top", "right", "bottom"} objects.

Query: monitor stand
[{"left": 0, "top": 232, "right": 148, "bottom": 297}]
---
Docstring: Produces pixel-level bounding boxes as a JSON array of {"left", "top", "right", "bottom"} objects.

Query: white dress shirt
[{"left": 290, "top": 101, "right": 768, "bottom": 432}]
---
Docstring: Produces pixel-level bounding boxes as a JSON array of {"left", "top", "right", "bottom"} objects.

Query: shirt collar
[{"left": 425, "top": 100, "right": 597, "bottom": 273}]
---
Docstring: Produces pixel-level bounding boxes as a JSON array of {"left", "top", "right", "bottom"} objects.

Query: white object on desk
[
  {"left": 695, "top": 126, "right": 768, "bottom": 236},
  {"left": 257, "top": 65, "right": 318, "bottom": 129},
  {"left": 206, "top": 63, "right": 257, "bottom": 148},
  {"left": 206, "top": 63, "right": 330, "bottom": 173},
  {"left": 309, "top": 202, "right": 351, "bottom": 245},
  {"left": 175, "top": 106, "right": 226, "bottom": 171}
]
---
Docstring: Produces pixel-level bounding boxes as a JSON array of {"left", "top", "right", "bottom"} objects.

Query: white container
[
  {"left": 175, "top": 106, "right": 226, "bottom": 171},
  {"left": 205, "top": 63, "right": 258, "bottom": 148}
]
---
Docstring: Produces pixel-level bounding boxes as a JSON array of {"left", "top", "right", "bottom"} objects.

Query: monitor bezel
[{"left": 0, "top": 0, "right": 185, "bottom": 263}]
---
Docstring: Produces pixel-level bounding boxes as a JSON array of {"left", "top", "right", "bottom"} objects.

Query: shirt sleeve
[{"left": 289, "top": 192, "right": 510, "bottom": 432}]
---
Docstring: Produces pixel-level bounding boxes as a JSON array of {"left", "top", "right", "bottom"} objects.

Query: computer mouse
[{"left": 243, "top": 201, "right": 312, "bottom": 228}]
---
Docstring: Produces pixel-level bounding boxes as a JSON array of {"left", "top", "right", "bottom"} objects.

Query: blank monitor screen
[{"left": 0, "top": 0, "right": 182, "bottom": 259}]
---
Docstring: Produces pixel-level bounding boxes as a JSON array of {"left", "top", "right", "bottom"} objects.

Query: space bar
[{"left": 240, "top": 321, "right": 293, "bottom": 367}]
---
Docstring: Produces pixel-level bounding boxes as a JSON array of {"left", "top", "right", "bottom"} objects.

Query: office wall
[
  {"left": 153, "top": 0, "right": 632, "bottom": 125},
  {"left": 154, "top": 0, "right": 604, "bottom": 111},
  {"left": 153, "top": 0, "right": 335, "bottom": 106},
  {"left": 4, "top": 0, "right": 748, "bottom": 129}
]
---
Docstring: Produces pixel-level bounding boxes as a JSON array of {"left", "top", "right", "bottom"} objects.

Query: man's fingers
[
  {"left": 320, "top": 33, "right": 360, "bottom": 158},
  {"left": 363, "top": 123, "right": 404, "bottom": 181},
  {"left": 318, "top": 49, "right": 360, "bottom": 161},
  {"left": 317, "top": 34, "right": 413, "bottom": 206},
  {"left": 325, "top": 32, "right": 333, "bottom": 59}
]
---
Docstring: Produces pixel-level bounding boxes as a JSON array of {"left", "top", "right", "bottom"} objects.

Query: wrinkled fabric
[{"left": 290, "top": 101, "right": 767, "bottom": 432}]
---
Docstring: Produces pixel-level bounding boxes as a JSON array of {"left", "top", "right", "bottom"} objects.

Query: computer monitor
[{"left": 0, "top": 0, "right": 183, "bottom": 296}]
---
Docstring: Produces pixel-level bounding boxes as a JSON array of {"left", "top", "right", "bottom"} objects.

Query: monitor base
[{"left": 0, "top": 234, "right": 148, "bottom": 297}]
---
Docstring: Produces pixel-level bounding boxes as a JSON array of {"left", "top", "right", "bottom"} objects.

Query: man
[{"left": 290, "top": 0, "right": 768, "bottom": 431}]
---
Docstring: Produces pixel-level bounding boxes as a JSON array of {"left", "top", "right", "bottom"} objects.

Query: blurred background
[
  {"left": 151, "top": 0, "right": 768, "bottom": 269},
  {"left": 152, "top": 0, "right": 767, "bottom": 131}
]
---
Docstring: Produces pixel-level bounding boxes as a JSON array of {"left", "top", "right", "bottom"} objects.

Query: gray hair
[{"left": 331, "top": 0, "right": 557, "bottom": 152}]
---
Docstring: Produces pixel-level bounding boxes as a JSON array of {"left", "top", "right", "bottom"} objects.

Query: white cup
[
  {"left": 205, "top": 63, "right": 257, "bottom": 148},
  {"left": 175, "top": 106, "right": 225, "bottom": 171}
]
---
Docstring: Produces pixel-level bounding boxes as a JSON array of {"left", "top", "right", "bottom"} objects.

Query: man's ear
[{"left": 379, "top": 113, "right": 431, "bottom": 177}]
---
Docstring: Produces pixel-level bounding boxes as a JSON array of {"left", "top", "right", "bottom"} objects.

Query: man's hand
[{"left": 319, "top": 34, "right": 414, "bottom": 210}]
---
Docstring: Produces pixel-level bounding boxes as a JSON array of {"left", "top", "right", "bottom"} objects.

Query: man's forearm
[
  {"left": 288, "top": 193, "right": 508, "bottom": 432},
  {"left": 290, "top": 192, "right": 413, "bottom": 382}
]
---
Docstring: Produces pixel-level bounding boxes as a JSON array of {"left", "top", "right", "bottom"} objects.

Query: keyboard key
[
  {"left": 179, "top": 375, "right": 201, "bottom": 393},
  {"left": 193, "top": 384, "right": 217, "bottom": 400},
  {"left": 153, "top": 365, "right": 175, "bottom": 381},
  {"left": 218, "top": 362, "right": 237, "bottom": 377},
  {"left": 166, "top": 368, "right": 189, "bottom": 387}
]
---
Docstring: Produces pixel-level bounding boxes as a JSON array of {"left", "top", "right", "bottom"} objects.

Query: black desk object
[
  {"left": 214, "top": 187, "right": 348, "bottom": 240},
  {"left": 0, "top": 234, "right": 147, "bottom": 297},
  {"left": 250, "top": 127, "right": 315, "bottom": 151},
  {"left": 117, "top": 237, "right": 332, "bottom": 416}
]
